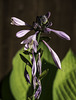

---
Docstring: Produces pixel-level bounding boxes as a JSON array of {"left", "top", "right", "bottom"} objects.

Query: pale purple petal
[
  {"left": 33, "top": 76, "right": 37, "bottom": 89},
  {"left": 37, "top": 53, "right": 42, "bottom": 75},
  {"left": 16, "top": 30, "right": 31, "bottom": 38},
  {"left": 32, "top": 53, "right": 37, "bottom": 76},
  {"left": 35, "top": 31, "right": 39, "bottom": 36},
  {"left": 46, "top": 12, "right": 51, "bottom": 19},
  {"left": 32, "top": 33, "right": 38, "bottom": 52},
  {"left": 42, "top": 40, "right": 61, "bottom": 69},
  {"left": 32, "top": 34, "right": 36, "bottom": 41},
  {"left": 34, "top": 81, "right": 42, "bottom": 99},
  {"left": 24, "top": 44, "right": 29, "bottom": 50},
  {"left": 45, "top": 28, "right": 70, "bottom": 40},
  {"left": 11, "top": 17, "right": 26, "bottom": 26},
  {"left": 24, "top": 67, "right": 30, "bottom": 84},
  {"left": 33, "top": 40, "right": 38, "bottom": 53},
  {"left": 20, "top": 35, "right": 33, "bottom": 44}
]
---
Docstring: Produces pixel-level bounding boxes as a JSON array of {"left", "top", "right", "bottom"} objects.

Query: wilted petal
[
  {"left": 11, "top": 17, "right": 26, "bottom": 26},
  {"left": 43, "top": 40, "right": 61, "bottom": 69},
  {"left": 32, "top": 53, "right": 37, "bottom": 76},
  {"left": 37, "top": 53, "right": 42, "bottom": 75},
  {"left": 45, "top": 28, "right": 70, "bottom": 40},
  {"left": 16, "top": 30, "right": 31, "bottom": 38},
  {"left": 24, "top": 67, "right": 30, "bottom": 84}
]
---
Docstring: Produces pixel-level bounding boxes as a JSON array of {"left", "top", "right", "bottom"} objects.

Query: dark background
[{"left": 0, "top": 0, "right": 76, "bottom": 81}]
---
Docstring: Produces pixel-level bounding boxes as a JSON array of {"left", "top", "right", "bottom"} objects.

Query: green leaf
[
  {"left": 10, "top": 42, "right": 57, "bottom": 100},
  {"left": 20, "top": 54, "right": 32, "bottom": 68},
  {"left": 53, "top": 49, "right": 76, "bottom": 100},
  {"left": 10, "top": 48, "right": 33, "bottom": 100},
  {"left": 37, "top": 32, "right": 41, "bottom": 43}
]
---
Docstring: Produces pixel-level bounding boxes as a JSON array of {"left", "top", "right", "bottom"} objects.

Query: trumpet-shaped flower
[
  {"left": 44, "top": 28, "right": 70, "bottom": 40},
  {"left": 16, "top": 30, "right": 31, "bottom": 38},
  {"left": 32, "top": 52, "right": 37, "bottom": 77},
  {"left": 11, "top": 17, "right": 31, "bottom": 26},
  {"left": 21, "top": 32, "right": 38, "bottom": 53},
  {"left": 42, "top": 40, "right": 61, "bottom": 69}
]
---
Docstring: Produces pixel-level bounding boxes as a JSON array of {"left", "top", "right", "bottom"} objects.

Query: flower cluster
[{"left": 11, "top": 12, "right": 70, "bottom": 99}]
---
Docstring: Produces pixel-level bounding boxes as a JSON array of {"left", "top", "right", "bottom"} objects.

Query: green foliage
[
  {"left": 10, "top": 42, "right": 57, "bottom": 100},
  {"left": 10, "top": 48, "right": 32, "bottom": 100},
  {"left": 53, "top": 49, "right": 76, "bottom": 100},
  {"left": 2, "top": 43, "right": 75, "bottom": 100}
]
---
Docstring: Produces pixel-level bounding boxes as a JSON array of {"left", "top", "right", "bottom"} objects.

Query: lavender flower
[
  {"left": 32, "top": 52, "right": 37, "bottom": 77},
  {"left": 34, "top": 80, "right": 42, "bottom": 99},
  {"left": 11, "top": 17, "right": 26, "bottom": 26},
  {"left": 11, "top": 17, "right": 33, "bottom": 38},
  {"left": 37, "top": 53, "right": 42, "bottom": 75},
  {"left": 33, "top": 76, "right": 37, "bottom": 89},
  {"left": 11, "top": 11, "right": 70, "bottom": 99},
  {"left": 33, "top": 76, "right": 42, "bottom": 99},
  {"left": 44, "top": 28, "right": 70, "bottom": 40},
  {"left": 16, "top": 29, "right": 31, "bottom": 38},
  {"left": 11, "top": 12, "right": 70, "bottom": 41},
  {"left": 42, "top": 40, "right": 61, "bottom": 69},
  {"left": 21, "top": 32, "right": 38, "bottom": 53}
]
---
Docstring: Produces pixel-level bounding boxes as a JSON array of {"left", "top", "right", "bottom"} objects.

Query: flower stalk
[{"left": 11, "top": 12, "right": 70, "bottom": 99}]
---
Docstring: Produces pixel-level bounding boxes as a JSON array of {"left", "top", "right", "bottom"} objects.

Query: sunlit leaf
[{"left": 53, "top": 49, "right": 76, "bottom": 100}]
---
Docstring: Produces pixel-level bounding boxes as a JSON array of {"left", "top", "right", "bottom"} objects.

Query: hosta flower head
[
  {"left": 11, "top": 12, "right": 70, "bottom": 41},
  {"left": 11, "top": 11, "right": 70, "bottom": 99}
]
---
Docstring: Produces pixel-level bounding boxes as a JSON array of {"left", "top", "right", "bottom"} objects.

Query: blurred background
[{"left": 0, "top": 0, "right": 76, "bottom": 82}]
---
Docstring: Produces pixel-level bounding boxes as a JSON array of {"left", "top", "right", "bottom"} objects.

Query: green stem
[{"left": 37, "top": 32, "right": 41, "bottom": 43}]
